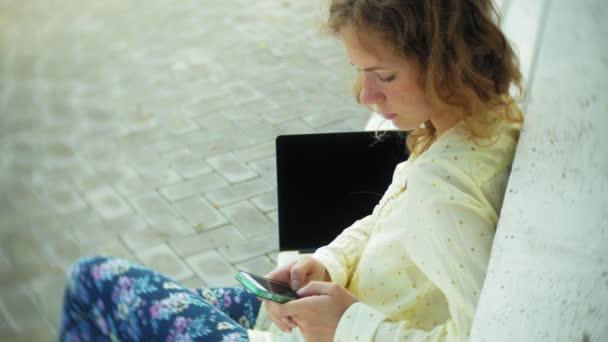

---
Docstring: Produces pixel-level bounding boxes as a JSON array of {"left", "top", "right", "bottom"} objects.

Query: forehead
[{"left": 339, "top": 25, "right": 403, "bottom": 69}]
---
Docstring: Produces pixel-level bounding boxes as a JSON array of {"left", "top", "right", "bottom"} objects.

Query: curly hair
[{"left": 326, "top": 0, "right": 523, "bottom": 156}]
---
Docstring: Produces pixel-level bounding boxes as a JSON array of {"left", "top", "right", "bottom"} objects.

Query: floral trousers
[{"left": 59, "top": 256, "right": 262, "bottom": 342}]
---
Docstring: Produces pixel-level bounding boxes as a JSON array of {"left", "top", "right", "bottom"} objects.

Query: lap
[{"left": 64, "top": 256, "right": 261, "bottom": 341}]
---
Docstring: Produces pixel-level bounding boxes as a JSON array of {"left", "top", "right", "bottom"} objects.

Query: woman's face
[{"left": 340, "top": 26, "right": 435, "bottom": 131}]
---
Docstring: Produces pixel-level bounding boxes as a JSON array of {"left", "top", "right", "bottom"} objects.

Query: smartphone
[{"left": 235, "top": 271, "right": 300, "bottom": 303}]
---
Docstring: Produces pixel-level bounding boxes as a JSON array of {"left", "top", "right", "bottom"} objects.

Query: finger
[
  {"left": 280, "top": 296, "right": 320, "bottom": 316},
  {"left": 290, "top": 258, "right": 314, "bottom": 290},
  {"left": 282, "top": 317, "right": 297, "bottom": 329},
  {"left": 265, "top": 305, "right": 293, "bottom": 332},
  {"left": 273, "top": 314, "right": 292, "bottom": 333},
  {"left": 270, "top": 314, "right": 292, "bottom": 333},
  {"left": 266, "top": 261, "right": 297, "bottom": 283},
  {"left": 296, "top": 281, "right": 335, "bottom": 297}
]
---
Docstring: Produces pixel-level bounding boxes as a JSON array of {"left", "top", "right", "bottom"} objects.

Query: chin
[{"left": 393, "top": 122, "right": 417, "bottom": 131}]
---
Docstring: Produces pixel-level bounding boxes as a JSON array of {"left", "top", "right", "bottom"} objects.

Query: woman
[{"left": 60, "top": 0, "right": 522, "bottom": 341}]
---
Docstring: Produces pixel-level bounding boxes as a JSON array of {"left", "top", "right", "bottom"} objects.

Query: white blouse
[{"left": 250, "top": 119, "right": 521, "bottom": 342}]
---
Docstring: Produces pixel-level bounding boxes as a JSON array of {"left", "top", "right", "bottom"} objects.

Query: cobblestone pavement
[{"left": 0, "top": 0, "right": 370, "bottom": 339}]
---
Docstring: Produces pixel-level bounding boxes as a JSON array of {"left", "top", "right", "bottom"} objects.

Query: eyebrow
[{"left": 350, "top": 63, "right": 391, "bottom": 72}]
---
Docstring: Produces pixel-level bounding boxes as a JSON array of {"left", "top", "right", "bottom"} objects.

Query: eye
[{"left": 378, "top": 74, "right": 396, "bottom": 82}]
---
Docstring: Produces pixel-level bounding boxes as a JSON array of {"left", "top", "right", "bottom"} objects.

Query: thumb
[{"left": 296, "top": 281, "right": 334, "bottom": 297}]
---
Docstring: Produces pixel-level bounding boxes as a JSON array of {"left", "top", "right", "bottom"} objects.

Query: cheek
[
  {"left": 389, "top": 81, "right": 427, "bottom": 104},
  {"left": 391, "top": 85, "right": 427, "bottom": 104}
]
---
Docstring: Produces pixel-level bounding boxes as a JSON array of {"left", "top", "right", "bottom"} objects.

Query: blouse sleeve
[
  {"left": 334, "top": 157, "right": 500, "bottom": 342},
  {"left": 313, "top": 162, "right": 410, "bottom": 287},
  {"left": 312, "top": 207, "right": 379, "bottom": 287}
]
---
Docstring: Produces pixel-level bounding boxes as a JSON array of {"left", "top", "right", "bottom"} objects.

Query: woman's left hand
[{"left": 278, "top": 281, "right": 358, "bottom": 342}]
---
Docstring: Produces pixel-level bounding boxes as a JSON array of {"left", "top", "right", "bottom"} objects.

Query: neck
[{"left": 430, "top": 111, "right": 463, "bottom": 138}]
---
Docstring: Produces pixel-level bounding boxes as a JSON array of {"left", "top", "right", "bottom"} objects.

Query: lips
[{"left": 380, "top": 113, "right": 397, "bottom": 120}]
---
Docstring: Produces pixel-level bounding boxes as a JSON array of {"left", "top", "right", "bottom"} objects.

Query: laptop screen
[{"left": 275, "top": 131, "right": 409, "bottom": 252}]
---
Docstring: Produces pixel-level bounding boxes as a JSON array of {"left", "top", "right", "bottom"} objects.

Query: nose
[{"left": 359, "top": 75, "right": 386, "bottom": 105}]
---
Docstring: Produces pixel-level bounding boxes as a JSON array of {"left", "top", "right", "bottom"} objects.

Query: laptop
[{"left": 275, "top": 131, "right": 410, "bottom": 264}]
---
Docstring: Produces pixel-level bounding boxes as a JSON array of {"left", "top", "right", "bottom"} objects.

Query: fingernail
[{"left": 291, "top": 280, "right": 299, "bottom": 290}]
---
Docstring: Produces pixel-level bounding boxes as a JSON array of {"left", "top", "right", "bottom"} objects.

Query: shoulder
[{"left": 409, "top": 120, "right": 520, "bottom": 188}]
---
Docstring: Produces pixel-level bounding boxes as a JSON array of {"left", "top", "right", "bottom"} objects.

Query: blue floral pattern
[{"left": 60, "top": 256, "right": 261, "bottom": 341}]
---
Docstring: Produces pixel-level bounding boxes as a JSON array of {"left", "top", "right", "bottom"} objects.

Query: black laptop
[{"left": 275, "top": 131, "right": 410, "bottom": 255}]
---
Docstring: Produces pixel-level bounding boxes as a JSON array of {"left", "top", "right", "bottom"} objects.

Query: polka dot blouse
[{"left": 313, "top": 120, "right": 520, "bottom": 341}]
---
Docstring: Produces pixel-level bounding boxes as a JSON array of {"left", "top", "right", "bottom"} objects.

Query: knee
[{"left": 66, "top": 256, "right": 111, "bottom": 286}]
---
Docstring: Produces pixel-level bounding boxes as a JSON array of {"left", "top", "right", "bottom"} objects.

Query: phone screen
[{"left": 244, "top": 272, "right": 299, "bottom": 298}]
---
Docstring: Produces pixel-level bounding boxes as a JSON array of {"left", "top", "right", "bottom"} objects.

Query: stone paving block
[
  {"left": 137, "top": 169, "right": 184, "bottom": 189},
  {"left": 171, "top": 155, "right": 213, "bottom": 180},
  {"left": 43, "top": 235, "right": 85, "bottom": 272},
  {"left": 267, "top": 251, "right": 279, "bottom": 265},
  {"left": 136, "top": 244, "right": 194, "bottom": 282},
  {"left": 189, "top": 136, "right": 244, "bottom": 159},
  {"left": 84, "top": 186, "right": 133, "bottom": 220},
  {"left": 114, "top": 173, "right": 167, "bottom": 198},
  {"left": 218, "top": 233, "right": 278, "bottom": 264},
  {"left": 159, "top": 172, "right": 228, "bottom": 202},
  {"left": 120, "top": 219, "right": 196, "bottom": 252},
  {"left": 302, "top": 106, "right": 361, "bottom": 128},
  {"left": 0, "top": 328, "right": 56, "bottom": 342},
  {"left": 72, "top": 214, "right": 148, "bottom": 247},
  {"left": 5, "top": 182, "right": 49, "bottom": 212},
  {"left": 231, "top": 117, "right": 279, "bottom": 141},
  {"left": 0, "top": 248, "right": 12, "bottom": 275},
  {"left": 261, "top": 103, "right": 304, "bottom": 124},
  {"left": 188, "top": 137, "right": 239, "bottom": 158},
  {"left": 266, "top": 210, "right": 279, "bottom": 224},
  {"left": 226, "top": 97, "right": 282, "bottom": 121},
  {"left": 186, "top": 250, "right": 238, "bottom": 287},
  {"left": 207, "top": 152, "right": 259, "bottom": 183},
  {"left": 275, "top": 118, "right": 315, "bottom": 136},
  {"left": 121, "top": 229, "right": 169, "bottom": 252},
  {"left": 194, "top": 116, "right": 243, "bottom": 133},
  {"left": 233, "top": 142, "right": 276, "bottom": 163},
  {"left": 0, "top": 286, "right": 49, "bottom": 333},
  {"left": 0, "top": 305, "right": 10, "bottom": 332},
  {"left": 179, "top": 276, "right": 207, "bottom": 289},
  {"left": 224, "top": 82, "right": 263, "bottom": 105},
  {"left": 172, "top": 195, "right": 228, "bottom": 231},
  {"left": 29, "top": 273, "right": 66, "bottom": 328},
  {"left": 92, "top": 239, "right": 137, "bottom": 262},
  {"left": 205, "top": 177, "right": 274, "bottom": 207},
  {"left": 53, "top": 207, "right": 104, "bottom": 233},
  {"left": 147, "top": 218, "right": 198, "bottom": 235},
  {"left": 4, "top": 164, "right": 38, "bottom": 187},
  {"left": 2, "top": 235, "right": 56, "bottom": 288},
  {"left": 219, "top": 201, "right": 275, "bottom": 238},
  {"left": 162, "top": 117, "right": 200, "bottom": 135},
  {"left": 170, "top": 149, "right": 213, "bottom": 179},
  {"left": 250, "top": 192, "right": 278, "bottom": 213},
  {"left": 160, "top": 129, "right": 221, "bottom": 153},
  {"left": 45, "top": 187, "right": 88, "bottom": 214},
  {"left": 185, "top": 96, "right": 234, "bottom": 119},
  {"left": 247, "top": 156, "right": 277, "bottom": 186},
  {"left": 0, "top": 290, "right": 14, "bottom": 323},
  {"left": 128, "top": 191, "right": 180, "bottom": 222},
  {"left": 169, "top": 225, "right": 245, "bottom": 258},
  {"left": 235, "top": 255, "right": 276, "bottom": 276}
]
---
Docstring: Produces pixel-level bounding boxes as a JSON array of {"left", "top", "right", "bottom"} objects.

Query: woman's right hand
[
  {"left": 263, "top": 256, "right": 330, "bottom": 332},
  {"left": 266, "top": 255, "right": 329, "bottom": 291}
]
